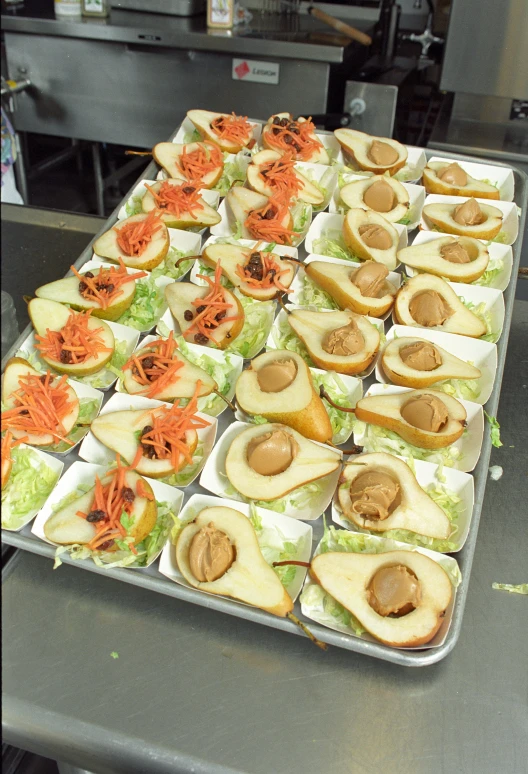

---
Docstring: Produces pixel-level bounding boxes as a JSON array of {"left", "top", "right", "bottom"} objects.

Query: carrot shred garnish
[
  {"left": 244, "top": 194, "right": 299, "bottom": 246},
  {"left": 258, "top": 152, "right": 302, "bottom": 198},
  {"left": 210, "top": 113, "right": 252, "bottom": 145},
  {"left": 1, "top": 371, "right": 77, "bottom": 445},
  {"left": 1, "top": 430, "right": 29, "bottom": 485},
  {"left": 123, "top": 330, "right": 186, "bottom": 398},
  {"left": 182, "top": 262, "right": 244, "bottom": 343},
  {"left": 235, "top": 252, "right": 293, "bottom": 293},
  {"left": 114, "top": 212, "right": 163, "bottom": 257},
  {"left": 178, "top": 143, "right": 223, "bottom": 182},
  {"left": 71, "top": 259, "right": 147, "bottom": 310},
  {"left": 265, "top": 116, "right": 323, "bottom": 161},
  {"left": 35, "top": 308, "right": 113, "bottom": 366},
  {"left": 144, "top": 181, "right": 204, "bottom": 220},
  {"left": 136, "top": 478, "right": 154, "bottom": 500}
]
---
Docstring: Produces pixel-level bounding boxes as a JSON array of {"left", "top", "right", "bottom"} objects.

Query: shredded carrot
[
  {"left": 1, "top": 371, "right": 77, "bottom": 446},
  {"left": 265, "top": 116, "right": 323, "bottom": 161},
  {"left": 210, "top": 112, "right": 252, "bottom": 145},
  {"left": 244, "top": 194, "right": 299, "bottom": 246},
  {"left": 1, "top": 430, "right": 29, "bottom": 485},
  {"left": 144, "top": 181, "right": 204, "bottom": 220},
  {"left": 123, "top": 330, "right": 186, "bottom": 398},
  {"left": 71, "top": 259, "right": 147, "bottom": 310},
  {"left": 235, "top": 252, "right": 293, "bottom": 293},
  {"left": 35, "top": 308, "right": 113, "bottom": 366},
  {"left": 178, "top": 143, "right": 223, "bottom": 182},
  {"left": 258, "top": 152, "right": 302, "bottom": 198},
  {"left": 136, "top": 479, "right": 154, "bottom": 500},
  {"left": 114, "top": 212, "right": 163, "bottom": 257},
  {"left": 183, "top": 262, "right": 244, "bottom": 343}
]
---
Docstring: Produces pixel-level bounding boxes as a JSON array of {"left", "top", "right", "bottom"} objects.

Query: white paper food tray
[
  {"left": 31, "top": 461, "right": 183, "bottom": 569},
  {"left": 288, "top": 253, "right": 401, "bottom": 321},
  {"left": 199, "top": 420, "right": 342, "bottom": 521},
  {"left": 421, "top": 194, "right": 519, "bottom": 245},
  {"left": 330, "top": 174, "right": 425, "bottom": 231},
  {"left": 376, "top": 324, "right": 497, "bottom": 405},
  {"left": 209, "top": 197, "right": 312, "bottom": 248},
  {"left": 158, "top": 492, "right": 313, "bottom": 605},
  {"left": 117, "top": 179, "right": 220, "bottom": 229},
  {"left": 425, "top": 156, "right": 515, "bottom": 202},
  {"left": 290, "top": 161, "right": 338, "bottom": 211},
  {"left": 115, "top": 333, "right": 243, "bottom": 418},
  {"left": 404, "top": 230, "right": 513, "bottom": 292},
  {"left": 353, "top": 382, "right": 484, "bottom": 473},
  {"left": 173, "top": 115, "right": 263, "bottom": 149},
  {"left": 332, "top": 454, "right": 475, "bottom": 552},
  {"left": 1, "top": 446, "right": 65, "bottom": 532},
  {"left": 78, "top": 392, "right": 217, "bottom": 488},
  {"left": 339, "top": 145, "right": 426, "bottom": 184},
  {"left": 305, "top": 211, "right": 408, "bottom": 261}
]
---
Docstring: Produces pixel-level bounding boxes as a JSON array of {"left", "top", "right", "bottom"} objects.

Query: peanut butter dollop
[
  {"left": 189, "top": 522, "right": 235, "bottom": 582},
  {"left": 368, "top": 565, "right": 422, "bottom": 617},
  {"left": 408, "top": 290, "right": 453, "bottom": 327},
  {"left": 351, "top": 262, "right": 390, "bottom": 298},
  {"left": 363, "top": 179, "right": 396, "bottom": 213},
  {"left": 322, "top": 322, "right": 365, "bottom": 356},
  {"left": 452, "top": 198, "right": 485, "bottom": 226},
  {"left": 400, "top": 394, "right": 449, "bottom": 432},
  {"left": 440, "top": 240, "right": 471, "bottom": 264},
  {"left": 400, "top": 341, "right": 442, "bottom": 371},
  {"left": 257, "top": 359, "right": 297, "bottom": 393},
  {"left": 246, "top": 429, "right": 299, "bottom": 476},
  {"left": 349, "top": 471, "right": 401, "bottom": 521},
  {"left": 438, "top": 162, "right": 468, "bottom": 187},
  {"left": 358, "top": 224, "right": 392, "bottom": 250},
  {"left": 368, "top": 140, "right": 399, "bottom": 167}
]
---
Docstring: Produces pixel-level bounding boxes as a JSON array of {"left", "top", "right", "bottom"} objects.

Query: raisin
[
  {"left": 272, "top": 127, "right": 281, "bottom": 136},
  {"left": 142, "top": 356, "right": 154, "bottom": 370},
  {"left": 284, "top": 134, "right": 293, "bottom": 145},
  {"left": 264, "top": 209, "right": 275, "bottom": 220},
  {"left": 183, "top": 310, "right": 194, "bottom": 321},
  {"left": 85, "top": 271, "right": 95, "bottom": 279},
  {"left": 196, "top": 305, "right": 206, "bottom": 314},
  {"left": 98, "top": 539, "right": 114, "bottom": 551},
  {"left": 79, "top": 281, "right": 88, "bottom": 294},
  {"left": 40, "top": 375, "right": 48, "bottom": 383},
  {"left": 280, "top": 117, "right": 289, "bottom": 127},
  {"left": 290, "top": 126, "right": 300, "bottom": 135},
  {"left": 194, "top": 333, "right": 208, "bottom": 345},
  {"left": 122, "top": 487, "right": 135, "bottom": 503},
  {"left": 293, "top": 143, "right": 301, "bottom": 153},
  {"left": 60, "top": 349, "right": 72, "bottom": 364},
  {"left": 250, "top": 252, "right": 261, "bottom": 261},
  {"left": 261, "top": 169, "right": 268, "bottom": 178},
  {"left": 87, "top": 509, "right": 106, "bottom": 523},
  {"left": 106, "top": 283, "right": 115, "bottom": 294},
  {"left": 273, "top": 116, "right": 281, "bottom": 125},
  {"left": 183, "top": 186, "right": 195, "bottom": 194},
  {"left": 141, "top": 425, "right": 153, "bottom": 436},
  {"left": 20, "top": 409, "right": 29, "bottom": 415},
  {"left": 216, "top": 310, "right": 226, "bottom": 321}
]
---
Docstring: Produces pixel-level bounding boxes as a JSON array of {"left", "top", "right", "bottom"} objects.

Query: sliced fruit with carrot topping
[
  {"left": 93, "top": 212, "right": 169, "bottom": 271},
  {"left": 122, "top": 330, "right": 217, "bottom": 401},
  {"left": 187, "top": 109, "right": 253, "bottom": 154},
  {"left": 141, "top": 179, "right": 221, "bottom": 229},
  {"left": 248, "top": 149, "right": 325, "bottom": 206},
  {"left": 90, "top": 384, "right": 210, "bottom": 478},
  {"left": 226, "top": 186, "right": 299, "bottom": 246},
  {"left": 201, "top": 243, "right": 296, "bottom": 301},
  {"left": 165, "top": 263, "right": 245, "bottom": 349},
  {"left": 1, "top": 358, "right": 80, "bottom": 447},
  {"left": 29, "top": 299, "right": 115, "bottom": 377},
  {"left": 43, "top": 456, "right": 157, "bottom": 550},
  {"left": 153, "top": 141, "right": 224, "bottom": 189},
  {"left": 35, "top": 259, "right": 147, "bottom": 322},
  {"left": 262, "top": 113, "right": 329, "bottom": 164}
]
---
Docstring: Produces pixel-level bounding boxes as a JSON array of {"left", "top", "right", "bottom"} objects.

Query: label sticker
[{"left": 232, "top": 59, "right": 280, "bottom": 85}]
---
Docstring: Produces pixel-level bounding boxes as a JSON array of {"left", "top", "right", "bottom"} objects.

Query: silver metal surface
[
  {"left": 343, "top": 80, "right": 397, "bottom": 136},
  {"left": 111, "top": 0, "right": 205, "bottom": 16},
  {"left": 440, "top": 0, "right": 528, "bottom": 100},
  {"left": 2, "top": 142, "right": 527, "bottom": 670}
]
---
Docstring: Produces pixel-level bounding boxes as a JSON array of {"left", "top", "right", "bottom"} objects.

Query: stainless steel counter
[{"left": 1, "top": 206, "right": 527, "bottom": 774}]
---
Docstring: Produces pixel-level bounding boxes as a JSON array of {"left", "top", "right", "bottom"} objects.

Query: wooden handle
[{"left": 309, "top": 7, "right": 372, "bottom": 46}]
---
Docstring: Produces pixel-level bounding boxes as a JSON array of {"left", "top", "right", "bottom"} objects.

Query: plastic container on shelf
[
  {"left": 82, "top": 0, "right": 110, "bottom": 16},
  {"left": 207, "top": 0, "right": 234, "bottom": 29}
]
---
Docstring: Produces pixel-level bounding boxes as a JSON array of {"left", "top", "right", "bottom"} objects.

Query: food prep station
[{"left": 2, "top": 108, "right": 528, "bottom": 773}]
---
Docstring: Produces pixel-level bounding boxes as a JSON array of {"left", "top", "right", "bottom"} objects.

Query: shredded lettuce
[
  {"left": 249, "top": 503, "right": 304, "bottom": 588},
  {"left": 484, "top": 411, "right": 502, "bottom": 447},
  {"left": 151, "top": 247, "right": 195, "bottom": 281},
  {"left": 297, "top": 274, "right": 338, "bottom": 309},
  {"left": 310, "top": 371, "right": 356, "bottom": 444},
  {"left": 174, "top": 337, "right": 237, "bottom": 416},
  {"left": 1, "top": 447, "right": 60, "bottom": 529},
  {"left": 492, "top": 583, "right": 528, "bottom": 595},
  {"left": 193, "top": 259, "right": 230, "bottom": 287},
  {"left": 221, "top": 471, "right": 325, "bottom": 515},
  {"left": 182, "top": 127, "right": 202, "bottom": 144},
  {"left": 355, "top": 419, "right": 463, "bottom": 468},
  {"left": 291, "top": 201, "right": 312, "bottom": 239},
  {"left": 45, "top": 398, "right": 100, "bottom": 453},
  {"left": 490, "top": 231, "right": 508, "bottom": 245},
  {"left": 231, "top": 220, "right": 244, "bottom": 241},
  {"left": 299, "top": 167, "right": 334, "bottom": 211},
  {"left": 473, "top": 255, "right": 504, "bottom": 287},
  {"left": 312, "top": 230, "right": 359, "bottom": 262},
  {"left": 159, "top": 445, "right": 204, "bottom": 487},
  {"left": 214, "top": 153, "right": 248, "bottom": 196},
  {"left": 435, "top": 371, "right": 481, "bottom": 402},
  {"left": 116, "top": 276, "right": 166, "bottom": 332},
  {"left": 227, "top": 291, "right": 275, "bottom": 359},
  {"left": 124, "top": 193, "right": 144, "bottom": 218},
  {"left": 461, "top": 299, "right": 498, "bottom": 342},
  {"left": 270, "top": 312, "right": 311, "bottom": 362}
]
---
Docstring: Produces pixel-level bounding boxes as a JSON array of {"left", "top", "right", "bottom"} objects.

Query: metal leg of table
[
  {"left": 57, "top": 762, "right": 98, "bottom": 774},
  {"left": 91, "top": 142, "right": 105, "bottom": 217},
  {"left": 13, "top": 132, "right": 29, "bottom": 205}
]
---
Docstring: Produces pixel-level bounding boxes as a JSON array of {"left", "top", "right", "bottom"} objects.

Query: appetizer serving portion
[
  {"left": 339, "top": 176, "right": 409, "bottom": 223},
  {"left": 380, "top": 336, "right": 481, "bottom": 389},
  {"left": 398, "top": 235, "right": 491, "bottom": 284},
  {"left": 225, "top": 187, "right": 303, "bottom": 246},
  {"left": 334, "top": 128, "right": 408, "bottom": 175},
  {"left": 141, "top": 179, "right": 221, "bottom": 230},
  {"left": 187, "top": 109, "right": 255, "bottom": 154},
  {"left": 93, "top": 212, "right": 170, "bottom": 271},
  {"left": 153, "top": 141, "right": 224, "bottom": 188},
  {"left": 423, "top": 161, "right": 499, "bottom": 199},
  {"left": 261, "top": 113, "right": 330, "bottom": 164},
  {"left": 422, "top": 197, "right": 503, "bottom": 240},
  {"left": 247, "top": 150, "right": 324, "bottom": 206}
]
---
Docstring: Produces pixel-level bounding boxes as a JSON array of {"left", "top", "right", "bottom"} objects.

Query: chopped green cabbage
[
  {"left": 1, "top": 447, "right": 60, "bottom": 529},
  {"left": 291, "top": 201, "right": 312, "bottom": 237},
  {"left": 473, "top": 255, "right": 504, "bottom": 287},
  {"left": 492, "top": 583, "right": 528, "bottom": 595},
  {"left": 435, "top": 373, "right": 481, "bottom": 402},
  {"left": 221, "top": 471, "right": 325, "bottom": 515},
  {"left": 270, "top": 312, "right": 312, "bottom": 363},
  {"left": 490, "top": 231, "right": 508, "bottom": 245},
  {"left": 214, "top": 153, "right": 248, "bottom": 196},
  {"left": 310, "top": 371, "right": 356, "bottom": 444},
  {"left": 249, "top": 503, "right": 305, "bottom": 588},
  {"left": 227, "top": 291, "right": 275, "bottom": 359},
  {"left": 484, "top": 411, "right": 502, "bottom": 447},
  {"left": 312, "top": 231, "right": 359, "bottom": 262},
  {"left": 175, "top": 337, "right": 237, "bottom": 416},
  {"left": 116, "top": 276, "right": 166, "bottom": 332},
  {"left": 251, "top": 414, "right": 269, "bottom": 425},
  {"left": 231, "top": 220, "right": 244, "bottom": 241},
  {"left": 160, "top": 445, "right": 204, "bottom": 487},
  {"left": 151, "top": 247, "right": 195, "bottom": 281},
  {"left": 124, "top": 194, "right": 144, "bottom": 218},
  {"left": 297, "top": 274, "right": 338, "bottom": 309},
  {"left": 355, "top": 419, "right": 463, "bottom": 468},
  {"left": 45, "top": 398, "right": 100, "bottom": 453},
  {"left": 460, "top": 299, "right": 498, "bottom": 342},
  {"left": 181, "top": 127, "right": 202, "bottom": 144}
]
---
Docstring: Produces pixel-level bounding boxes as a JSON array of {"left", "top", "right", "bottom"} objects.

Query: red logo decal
[{"left": 235, "top": 61, "right": 250, "bottom": 79}]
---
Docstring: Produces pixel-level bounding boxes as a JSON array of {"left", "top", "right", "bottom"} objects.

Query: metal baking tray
[{"left": 2, "top": 139, "right": 526, "bottom": 667}]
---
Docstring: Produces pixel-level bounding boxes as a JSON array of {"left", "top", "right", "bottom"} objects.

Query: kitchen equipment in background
[
  {"left": 1, "top": 291, "right": 19, "bottom": 359},
  {"left": 111, "top": 0, "right": 206, "bottom": 16}
]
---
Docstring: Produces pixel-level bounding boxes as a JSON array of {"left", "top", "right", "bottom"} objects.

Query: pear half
[
  {"left": 423, "top": 162, "right": 499, "bottom": 200},
  {"left": 35, "top": 270, "right": 137, "bottom": 322},
  {"left": 340, "top": 176, "right": 409, "bottom": 223},
  {"left": 334, "top": 129, "right": 407, "bottom": 175},
  {"left": 235, "top": 350, "right": 333, "bottom": 443},
  {"left": 422, "top": 201, "right": 502, "bottom": 240},
  {"left": 165, "top": 282, "right": 244, "bottom": 350},
  {"left": 201, "top": 243, "right": 295, "bottom": 301},
  {"left": 398, "top": 236, "right": 489, "bottom": 283},
  {"left": 355, "top": 389, "right": 466, "bottom": 449},
  {"left": 394, "top": 274, "right": 486, "bottom": 338},
  {"left": 44, "top": 469, "right": 157, "bottom": 547},
  {"left": 2, "top": 358, "right": 79, "bottom": 446},
  {"left": 287, "top": 309, "right": 380, "bottom": 376},
  {"left": 122, "top": 344, "right": 216, "bottom": 401},
  {"left": 247, "top": 150, "right": 324, "bottom": 206},
  {"left": 28, "top": 299, "right": 115, "bottom": 377},
  {"left": 226, "top": 187, "right": 294, "bottom": 241},
  {"left": 382, "top": 336, "right": 481, "bottom": 388},
  {"left": 176, "top": 506, "right": 293, "bottom": 617},
  {"left": 262, "top": 113, "right": 330, "bottom": 164},
  {"left": 311, "top": 550, "right": 452, "bottom": 647},
  {"left": 93, "top": 214, "right": 170, "bottom": 272},
  {"left": 343, "top": 209, "right": 399, "bottom": 270},
  {"left": 305, "top": 260, "right": 396, "bottom": 317},
  {"left": 225, "top": 422, "right": 341, "bottom": 501},
  {"left": 141, "top": 180, "right": 221, "bottom": 229},
  {"left": 338, "top": 452, "right": 451, "bottom": 539},
  {"left": 187, "top": 109, "right": 253, "bottom": 154},
  {"left": 90, "top": 408, "right": 198, "bottom": 478},
  {"left": 152, "top": 142, "right": 223, "bottom": 188}
]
